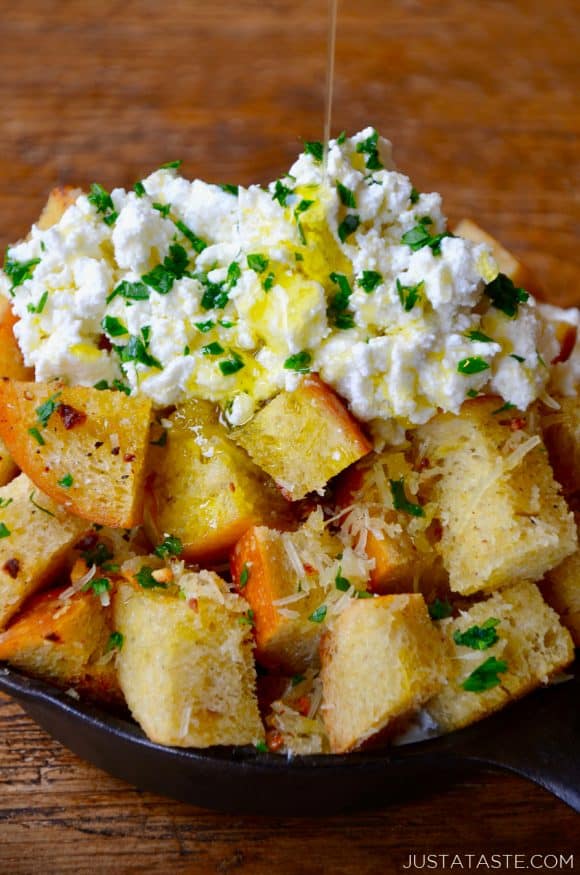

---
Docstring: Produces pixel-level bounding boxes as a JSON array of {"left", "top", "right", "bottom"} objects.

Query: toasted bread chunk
[
  {"left": 541, "top": 397, "right": 580, "bottom": 495},
  {"left": 0, "top": 586, "right": 123, "bottom": 704},
  {"left": 320, "top": 594, "right": 447, "bottom": 753},
  {"left": 0, "top": 380, "right": 152, "bottom": 528},
  {"left": 453, "top": 219, "right": 542, "bottom": 298},
  {"left": 414, "top": 398, "right": 577, "bottom": 596},
  {"left": 541, "top": 514, "right": 580, "bottom": 646},
  {"left": 145, "top": 398, "right": 291, "bottom": 565},
  {"left": 36, "top": 186, "right": 83, "bottom": 231},
  {"left": 113, "top": 570, "right": 264, "bottom": 747},
  {"left": 0, "top": 473, "right": 88, "bottom": 627},
  {"left": 0, "top": 437, "right": 17, "bottom": 487},
  {"left": 233, "top": 376, "right": 371, "bottom": 500},
  {"left": 426, "top": 582, "right": 574, "bottom": 733},
  {"left": 0, "top": 298, "right": 34, "bottom": 381}
]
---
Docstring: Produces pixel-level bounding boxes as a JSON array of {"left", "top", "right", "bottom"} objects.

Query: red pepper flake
[
  {"left": 111, "top": 446, "right": 120, "bottom": 456},
  {"left": 2, "top": 558, "right": 19, "bottom": 579},
  {"left": 266, "top": 730, "right": 284, "bottom": 752},
  {"left": 295, "top": 696, "right": 311, "bottom": 717},
  {"left": 98, "top": 333, "right": 113, "bottom": 352},
  {"left": 303, "top": 562, "right": 316, "bottom": 575},
  {"left": 229, "top": 482, "right": 236, "bottom": 492},
  {"left": 58, "top": 404, "right": 87, "bottom": 430},
  {"left": 123, "top": 453, "right": 136, "bottom": 463},
  {"left": 509, "top": 417, "right": 527, "bottom": 431},
  {"left": 188, "top": 598, "right": 199, "bottom": 612}
]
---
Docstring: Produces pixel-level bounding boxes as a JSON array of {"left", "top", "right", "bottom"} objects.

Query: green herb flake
[
  {"left": 173, "top": 219, "right": 207, "bottom": 254},
  {"left": 80, "top": 540, "right": 113, "bottom": 567},
  {"left": 36, "top": 391, "right": 61, "bottom": 427},
  {"left": 160, "top": 160, "right": 182, "bottom": 170},
  {"left": 247, "top": 253, "right": 269, "bottom": 274},
  {"left": 410, "top": 187, "right": 420, "bottom": 204},
  {"left": 183, "top": 346, "right": 190, "bottom": 356},
  {"left": 153, "top": 202, "right": 171, "bottom": 218},
  {"left": 202, "top": 341, "right": 225, "bottom": 356},
  {"left": 135, "top": 565, "right": 167, "bottom": 590},
  {"left": 291, "top": 673, "right": 306, "bottom": 686},
  {"left": 510, "top": 354, "right": 525, "bottom": 363},
  {"left": 467, "top": 330, "right": 494, "bottom": 343},
  {"left": 453, "top": 618, "right": 500, "bottom": 651},
  {"left": 461, "top": 656, "right": 508, "bottom": 692},
  {"left": 219, "top": 352, "right": 244, "bottom": 376},
  {"left": 397, "top": 278, "right": 424, "bottom": 312},
  {"left": 82, "top": 577, "right": 111, "bottom": 596},
  {"left": 195, "top": 320, "right": 215, "bottom": 333},
  {"left": 29, "top": 491, "right": 55, "bottom": 516},
  {"left": 238, "top": 609, "right": 255, "bottom": 627},
  {"left": 428, "top": 598, "right": 453, "bottom": 620},
  {"left": 283, "top": 351, "right": 312, "bottom": 373},
  {"left": 227, "top": 262, "right": 241, "bottom": 288},
  {"left": 338, "top": 214, "right": 360, "bottom": 244},
  {"left": 466, "top": 389, "right": 479, "bottom": 398},
  {"left": 492, "top": 402, "right": 517, "bottom": 415},
  {"left": 0, "top": 498, "right": 13, "bottom": 509},
  {"left": 27, "top": 290, "right": 49, "bottom": 314},
  {"left": 58, "top": 473, "right": 74, "bottom": 489},
  {"left": 239, "top": 563, "right": 250, "bottom": 589},
  {"left": 105, "top": 631, "right": 124, "bottom": 653},
  {"left": 355, "top": 129, "right": 383, "bottom": 170},
  {"left": 401, "top": 217, "right": 454, "bottom": 256},
  {"left": 4, "top": 254, "right": 41, "bottom": 292},
  {"left": 336, "top": 182, "right": 357, "bottom": 209},
  {"left": 0, "top": 523, "right": 10, "bottom": 539},
  {"left": 262, "top": 272, "right": 275, "bottom": 292},
  {"left": 101, "top": 315, "right": 128, "bottom": 337},
  {"left": 304, "top": 141, "right": 324, "bottom": 163},
  {"left": 272, "top": 179, "right": 293, "bottom": 207},
  {"left": 28, "top": 427, "right": 45, "bottom": 446},
  {"left": 107, "top": 280, "right": 150, "bottom": 304},
  {"left": 335, "top": 568, "right": 351, "bottom": 592},
  {"left": 308, "top": 605, "right": 328, "bottom": 624},
  {"left": 336, "top": 131, "right": 346, "bottom": 145},
  {"left": 457, "top": 357, "right": 490, "bottom": 375},
  {"left": 358, "top": 270, "right": 382, "bottom": 293},
  {"left": 485, "top": 273, "right": 529, "bottom": 318},
  {"left": 112, "top": 379, "right": 131, "bottom": 395},
  {"left": 154, "top": 534, "right": 183, "bottom": 559},
  {"left": 255, "top": 740, "right": 268, "bottom": 753},
  {"left": 133, "top": 181, "right": 146, "bottom": 197},
  {"left": 328, "top": 272, "right": 355, "bottom": 330},
  {"left": 219, "top": 319, "right": 235, "bottom": 328},
  {"left": 116, "top": 335, "right": 162, "bottom": 370},
  {"left": 87, "top": 183, "right": 118, "bottom": 226},
  {"left": 389, "top": 478, "right": 425, "bottom": 517},
  {"left": 219, "top": 184, "right": 239, "bottom": 196}
]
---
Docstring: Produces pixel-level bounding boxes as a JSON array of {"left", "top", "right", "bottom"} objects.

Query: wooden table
[{"left": 0, "top": 1, "right": 579, "bottom": 870}]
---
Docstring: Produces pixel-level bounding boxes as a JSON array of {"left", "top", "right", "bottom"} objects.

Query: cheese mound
[{"left": 0, "top": 129, "right": 553, "bottom": 438}]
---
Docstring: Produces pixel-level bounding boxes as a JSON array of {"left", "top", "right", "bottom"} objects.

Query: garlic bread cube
[
  {"left": 36, "top": 186, "right": 82, "bottom": 231},
  {"left": 0, "top": 473, "right": 88, "bottom": 627},
  {"left": 0, "top": 586, "right": 123, "bottom": 705},
  {"left": 541, "top": 397, "right": 580, "bottom": 495},
  {"left": 0, "top": 298, "right": 34, "bottom": 381},
  {"left": 453, "top": 219, "right": 542, "bottom": 298},
  {"left": 0, "top": 437, "right": 17, "bottom": 487},
  {"left": 414, "top": 398, "right": 577, "bottom": 596},
  {"left": 426, "top": 581, "right": 574, "bottom": 733},
  {"left": 320, "top": 594, "right": 447, "bottom": 753},
  {"left": 0, "top": 380, "right": 152, "bottom": 528},
  {"left": 233, "top": 376, "right": 371, "bottom": 500},
  {"left": 541, "top": 515, "right": 580, "bottom": 645},
  {"left": 145, "top": 398, "right": 291, "bottom": 565},
  {"left": 113, "top": 569, "right": 264, "bottom": 747}
]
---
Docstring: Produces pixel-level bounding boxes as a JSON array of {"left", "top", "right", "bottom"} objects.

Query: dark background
[{"left": 0, "top": 1, "right": 579, "bottom": 871}]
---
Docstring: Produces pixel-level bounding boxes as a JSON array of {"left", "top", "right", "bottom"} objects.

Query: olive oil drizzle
[{"left": 323, "top": 0, "right": 339, "bottom": 181}]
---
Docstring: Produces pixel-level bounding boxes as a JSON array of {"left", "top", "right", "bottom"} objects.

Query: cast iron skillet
[{"left": 1, "top": 662, "right": 578, "bottom": 815}]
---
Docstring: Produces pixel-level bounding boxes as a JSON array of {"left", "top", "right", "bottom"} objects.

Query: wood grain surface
[{"left": 0, "top": 0, "right": 579, "bottom": 871}]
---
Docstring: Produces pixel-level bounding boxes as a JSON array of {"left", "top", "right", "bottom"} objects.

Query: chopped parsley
[
  {"left": 82, "top": 577, "right": 111, "bottom": 596},
  {"left": 80, "top": 540, "right": 113, "bottom": 567},
  {"left": 328, "top": 272, "right": 355, "bottom": 329},
  {"left": 36, "top": 392, "right": 61, "bottom": 427},
  {"left": 173, "top": 219, "right": 207, "bottom": 254},
  {"left": 308, "top": 604, "right": 327, "bottom": 624},
  {"left": 101, "top": 315, "right": 128, "bottom": 337},
  {"left": 87, "top": 183, "right": 118, "bottom": 226},
  {"left": 153, "top": 202, "right": 171, "bottom": 218},
  {"left": 484, "top": 273, "right": 529, "bottom": 318},
  {"left": 219, "top": 352, "right": 244, "bottom": 376},
  {"left": 135, "top": 565, "right": 167, "bottom": 590},
  {"left": 27, "top": 290, "right": 49, "bottom": 314},
  {"left": 247, "top": 253, "right": 269, "bottom": 274},
  {"left": 283, "top": 351, "right": 312, "bottom": 373},
  {"left": 492, "top": 402, "right": 517, "bottom": 415},
  {"left": 142, "top": 243, "right": 190, "bottom": 295},
  {"left": 0, "top": 498, "right": 13, "bottom": 509},
  {"left": 28, "top": 427, "right": 45, "bottom": 446},
  {"left": 238, "top": 609, "right": 255, "bottom": 627},
  {"left": 0, "top": 523, "right": 10, "bottom": 539},
  {"left": 255, "top": 741, "right": 268, "bottom": 753},
  {"left": 202, "top": 341, "right": 225, "bottom": 356},
  {"left": 272, "top": 179, "right": 293, "bottom": 207},
  {"left": 160, "top": 160, "right": 182, "bottom": 170},
  {"left": 355, "top": 129, "right": 383, "bottom": 170},
  {"left": 219, "top": 184, "right": 239, "bottom": 196},
  {"left": 239, "top": 563, "right": 250, "bottom": 589},
  {"left": 294, "top": 199, "right": 314, "bottom": 244},
  {"left": 107, "top": 280, "right": 150, "bottom": 304},
  {"left": 338, "top": 214, "right": 360, "bottom": 243},
  {"left": 467, "top": 330, "right": 494, "bottom": 343},
  {"left": 336, "top": 181, "right": 356, "bottom": 208},
  {"left": 401, "top": 217, "right": 453, "bottom": 256},
  {"left": 29, "top": 491, "right": 55, "bottom": 516},
  {"left": 133, "top": 181, "right": 146, "bottom": 197},
  {"left": 154, "top": 534, "right": 183, "bottom": 559},
  {"left": 457, "top": 357, "right": 490, "bottom": 375},
  {"left": 195, "top": 320, "right": 215, "bottom": 333},
  {"left": 461, "top": 656, "right": 507, "bottom": 692},
  {"left": 336, "top": 131, "right": 346, "bottom": 145},
  {"left": 466, "top": 389, "right": 479, "bottom": 398},
  {"left": 116, "top": 335, "right": 162, "bottom": 370},
  {"left": 4, "top": 254, "right": 41, "bottom": 292},
  {"left": 335, "top": 568, "right": 351, "bottom": 592},
  {"left": 112, "top": 379, "right": 131, "bottom": 395},
  {"left": 453, "top": 618, "right": 500, "bottom": 651},
  {"left": 428, "top": 598, "right": 453, "bottom": 620},
  {"left": 389, "top": 478, "right": 425, "bottom": 517},
  {"left": 304, "top": 140, "right": 324, "bottom": 163},
  {"left": 262, "top": 272, "right": 275, "bottom": 292},
  {"left": 397, "top": 278, "right": 423, "bottom": 312},
  {"left": 57, "top": 473, "right": 74, "bottom": 489},
  {"left": 510, "top": 354, "right": 525, "bottom": 363},
  {"left": 358, "top": 270, "right": 382, "bottom": 293},
  {"left": 291, "top": 673, "right": 306, "bottom": 686},
  {"left": 410, "top": 187, "right": 420, "bottom": 204},
  {"left": 105, "top": 631, "right": 124, "bottom": 652}
]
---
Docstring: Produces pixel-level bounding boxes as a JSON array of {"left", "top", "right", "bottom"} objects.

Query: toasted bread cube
[
  {"left": 0, "top": 437, "right": 17, "bottom": 487},
  {"left": 145, "top": 398, "right": 291, "bottom": 564},
  {"left": 453, "top": 219, "right": 542, "bottom": 298},
  {"left": 0, "top": 380, "right": 151, "bottom": 528},
  {"left": 0, "top": 298, "right": 34, "bottom": 381},
  {"left": 233, "top": 376, "right": 371, "bottom": 500},
  {"left": 0, "top": 473, "right": 88, "bottom": 627},
  {"left": 541, "top": 515, "right": 580, "bottom": 646},
  {"left": 0, "top": 586, "right": 123, "bottom": 705},
  {"left": 113, "top": 571, "right": 264, "bottom": 747},
  {"left": 36, "top": 186, "right": 82, "bottom": 231},
  {"left": 320, "top": 594, "right": 447, "bottom": 753},
  {"left": 541, "top": 397, "right": 580, "bottom": 495},
  {"left": 426, "top": 582, "right": 574, "bottom": 733},
  {"left": 414, "top": 398, "right": 577, "bottom": 596},
  {"left": 231, "top": 526, "right": 328, "bottom": 673}
]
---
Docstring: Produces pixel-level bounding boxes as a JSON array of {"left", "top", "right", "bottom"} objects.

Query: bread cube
[
  {"left": 541, "top": 515, "right": 580, "bottom": 646},
  {"left": 0, "top": 473, "right": 88, "bottom": 627},
  {"left": 0, "top": 379, "right": 152, "bottom": 528},
  {"left": 233, "top": 376, "right": 371, "bottom": 500},
  {"left": 145, "top": 398, "right": 291, "bottom": 565},
  {"left": 426, "top": 581, "right": 574, "bottom": 733},
  {"left": 0, "top": 586, "right": 123, "bottom": 705},
  {"left": 113, "top": 571, "right": 264, "bottom": 747},
  {"left": 0, "top": 437, "right": 17, "bottom": 487},
  {"left": 414, "top": 398, "right": 577, "bottom": 596},
  {"left": 320, "top": 594, "right": 447, "bottom": 753},
  {"left": 541, "top": 397, "right": 580, "bottom": 495},
  {"left": 36, "top": 186, "right": 82, "bottom": 231},
  {"left": 453, "top": 219, "right": 542, "bottom": 298},
  {"left": 231, "top": 525, "right": 328, "bottom": 673},
  {"left": 0, "top": 298, "right": 34, "bottom": 381}
]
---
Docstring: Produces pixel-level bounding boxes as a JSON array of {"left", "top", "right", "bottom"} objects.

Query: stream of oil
[{"left": 322, "top": 0, "right": 339, "bottom": 181}]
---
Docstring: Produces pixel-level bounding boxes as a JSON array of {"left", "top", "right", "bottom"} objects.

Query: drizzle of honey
[{"left": 323, "top": 0, "right": 338, "bottom": 181}]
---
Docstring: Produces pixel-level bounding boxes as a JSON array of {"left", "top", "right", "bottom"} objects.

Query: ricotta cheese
[{"left": 0, "top": 129, "right": 557, "bottom": 437}]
